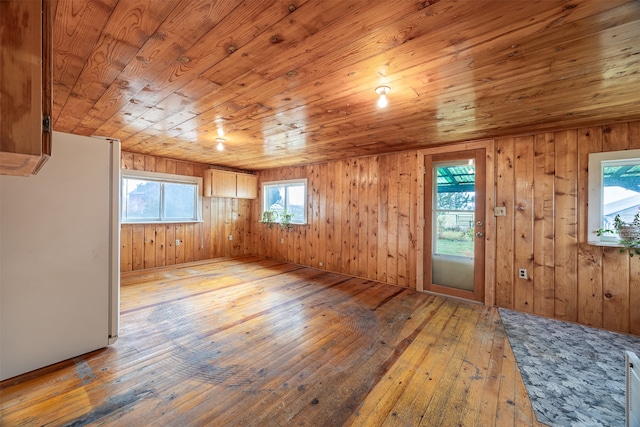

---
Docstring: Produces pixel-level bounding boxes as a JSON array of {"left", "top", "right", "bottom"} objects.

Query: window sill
[
  {"left": 122, "top": 220, "right": 203, "bottom": 225},
  {"left": 588, "top": 239, "right": 628, "bottom": 248},
  {"left": 259, "top": 221, "right": 307, "bottom": 226}
]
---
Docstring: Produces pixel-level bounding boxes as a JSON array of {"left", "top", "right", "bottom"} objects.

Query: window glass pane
[
  {"left": 164, "top": 182, "right": 197, "bottom": 220},
  {"left": 602, "top": 163, "right": 640, "bottom": 229},
  {"left": 434, "top": 212, "right": 474, "bottom": 257},
  {"left": 123, "top": 178, "right": 160, "bottom": 220},
  {"left": 266, "top": 185, "right": 285, "bottom": 214},
  {"left": 435, "top": 165, "right": 475, "bottom": 211},
  {"left": 286, "top": 185, "right": 305, "bottom": 223}
]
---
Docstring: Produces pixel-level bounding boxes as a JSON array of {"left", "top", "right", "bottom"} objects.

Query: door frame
[{"left": 417, "top": 139, "right": 496, "bottom": 306}]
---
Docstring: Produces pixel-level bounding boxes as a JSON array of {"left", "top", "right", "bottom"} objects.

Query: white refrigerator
[{"left": 0, "top": 131, "right": 120, "bottom": 381}]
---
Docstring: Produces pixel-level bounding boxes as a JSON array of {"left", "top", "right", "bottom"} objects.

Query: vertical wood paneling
[
  {"left": 193, "top": 220, "right": 202, "bottom": 261},
  {"left": 601, "top": 123, "right": 631, "bottom": 332},
  {"left": 313, "top": 164, "right": 322, "bottom": 267},
  {"left": 397, "top": 153, "right": 411, "bottom": 287},
  {"left": 155, "top": 225, "right": 166, "bottom": 267},
  {"left": 325, "top": 161, "right": 336, "bottom": 271},
  {"left": 554, "top": 130, "right": 578, "bottom": 322},
  {"left": 121, "top": 152, "right": 134, "bottom": 169},
  {"left": 386, "top": 155, "right": 399, "bottom": 285},
  {"left": 175, "top": 224, "right": 184, "bottom": 264},
  {"left": 577, "top": 127, "right": 603, "bottom": 327},
  {"left": 333, "top": 160, "right": 344, "bottom": 272},
  {"left": 165, "top": 225, "right": 175, "bottom": 266},
  {"left": 368, "top": 156, "right": 379, "bottom": 280},
  {"left": 513, "top": 136, "right": 534, "bottom": 313},
  {"left": 133, "top": 153, "right": 144, "bottom": 171},
  {"left": 495, "top": 137, "right": 515, "bottom": 308},
  {"left": 120, "top": 224, "right": 132, "bottom": 272},
  {"left": 349, "top": 159, "right": 359, "bottom": 276},
  {"left": 131, "top": 225, "right": 144, "bottom": 271},
  {"left": 377, "top": 155, "right": 389, "bottom": 283},
  {"left": 357, "top": 159, "right": 368, "bottom": 278},
  {"left": 602, "top": 247, "right": 629, "bottom": 332},
  {"left": 408, "top": 152, "right": 418, "bottom": 289},
  {"left": 533, "top": 133, "right": 555, "bottom": 317},
  {"left": 317, "top": 163, "right": 327, "bottom": 269},
  {"left": 144, "top": 224, "right": 155, "bottom": 269},
  {"left": 341, "top": 160, "right": 352, "bottom": 274},
  {"left": 184, "top": 223, "right": 194, "bottom": 262}
]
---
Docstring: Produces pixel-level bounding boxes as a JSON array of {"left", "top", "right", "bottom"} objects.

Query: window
[
  {"left": 588, "top": 149, "right": 640, "bottom": 245},
  {"left": 121, "top": 170, "right": 202, "bottom": 223},
  {"left": 262, "top": 179, "right": 307, "bottom": 225}
]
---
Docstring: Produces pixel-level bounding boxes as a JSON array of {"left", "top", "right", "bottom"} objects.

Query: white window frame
[
  {"left": 588, "top": 149, "right": 640, "bottom": 246},
  {"left": 121, "top": 169, "right": 202, "bottom": 224},
  {"left": 262, "top": 179, "right": 308, "bottom": 225}
]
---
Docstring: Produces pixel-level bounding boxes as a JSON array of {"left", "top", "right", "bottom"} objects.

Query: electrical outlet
[
  {"left": 175, "top": 239, "right": 181, "bottom": 246},
  {"left": 518, "top": 268, "right": 528, "bottom": 279},
  {"left": 494, "top": 206, "right": 506, "bottom": 216},
  {"left": 228, "top": 234, "right": 233, "bottom": 241}
]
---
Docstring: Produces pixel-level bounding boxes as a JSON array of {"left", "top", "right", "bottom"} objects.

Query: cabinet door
[
  {"left": 204, "top": 169, "right": 237, "bottom": 198},
  {"left": 0, "top": 0, "right": 51, "bottom": 176},
  {"left": 236, "top": 173, "right": 257, "bottom": 199}
]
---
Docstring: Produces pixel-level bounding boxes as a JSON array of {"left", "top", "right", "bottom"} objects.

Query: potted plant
[
  {"left": 596, "top": 212, "right": 640, "bottom": 256},
  {"left": 262, "top": 210, "right": 278, "bottom": 229},
  {"left": 279, "top": 210, "right": 294, "bottom": 231}
]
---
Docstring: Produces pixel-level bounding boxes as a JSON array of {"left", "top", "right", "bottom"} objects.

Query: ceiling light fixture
[
  {"left": 216, "top": 138, "right": 225, "bottom": 151},
  {"left": 375, "top": 86, "right": 390, "bottom": 108}
]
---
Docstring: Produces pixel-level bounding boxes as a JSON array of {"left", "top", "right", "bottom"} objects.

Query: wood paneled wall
[
  {"left": 250, "top": 120, "right": 640, "bottom": 336},
  {"left": 249, "top": 153, "right": 419, "bottom": 288},
  {"left": 494, "top": 122, "right": 640, "bottom": 335},
  {"left": 119, "top": 152, "right": 252, "bottom": 272}
]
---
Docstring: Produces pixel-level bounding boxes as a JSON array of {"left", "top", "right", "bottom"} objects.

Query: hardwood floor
[{"left": 0, "top": 257, "right": 545, "bottom": 426}]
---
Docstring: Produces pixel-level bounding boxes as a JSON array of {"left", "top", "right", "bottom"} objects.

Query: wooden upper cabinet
[
  {"left": 204, "top": 169, "right": 257, "bottom": 199},
  {"left": 0, "top": 0, "right": 52, "bottom": 177},
  {"left": 236, "top": 173, "right": 258, "bottom": 199}
]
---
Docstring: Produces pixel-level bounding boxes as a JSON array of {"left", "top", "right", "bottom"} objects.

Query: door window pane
[
  {"left": 433, "top": 163, "right": 475, "bottom": 258},
  {"left": 432, "top": 161, "right": 475, "bottom": 290}
]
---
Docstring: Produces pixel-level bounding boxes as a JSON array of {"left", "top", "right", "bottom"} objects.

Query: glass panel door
[
  {"left": 432, "top": 160, "right": 476, "bottom": 291},
  {"left": 424, "top": 149, "right": 485, "bottom": 302}
]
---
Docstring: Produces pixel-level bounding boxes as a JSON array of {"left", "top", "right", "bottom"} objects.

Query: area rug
[{"left": 499, "top": 308, "right": 640, "bottom": 427}]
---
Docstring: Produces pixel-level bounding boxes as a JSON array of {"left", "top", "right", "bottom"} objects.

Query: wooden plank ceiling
[{"left": 51, "top": 0, "right": 640, "bottom": 170}]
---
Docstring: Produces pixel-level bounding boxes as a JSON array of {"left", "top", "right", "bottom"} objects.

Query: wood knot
[
  {"left": 270, "top": 35, "right": 283, "bottom": 44},
  {"left": 288, "top": 4, "right": 296, "bottom": 12},
  {"left": 227, "top": 45, "right": 237, "bottom": 54},
  {"left": 605, "top": 292, "right": 613, "bottom": 299}
]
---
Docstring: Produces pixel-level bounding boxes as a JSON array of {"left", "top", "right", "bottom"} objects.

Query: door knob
[
  {"left": 476, "top": 232, "right": 484, "bottom": 238},
  {"left": 476, "top": 221, "right": 484, "bottom": 227}
]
